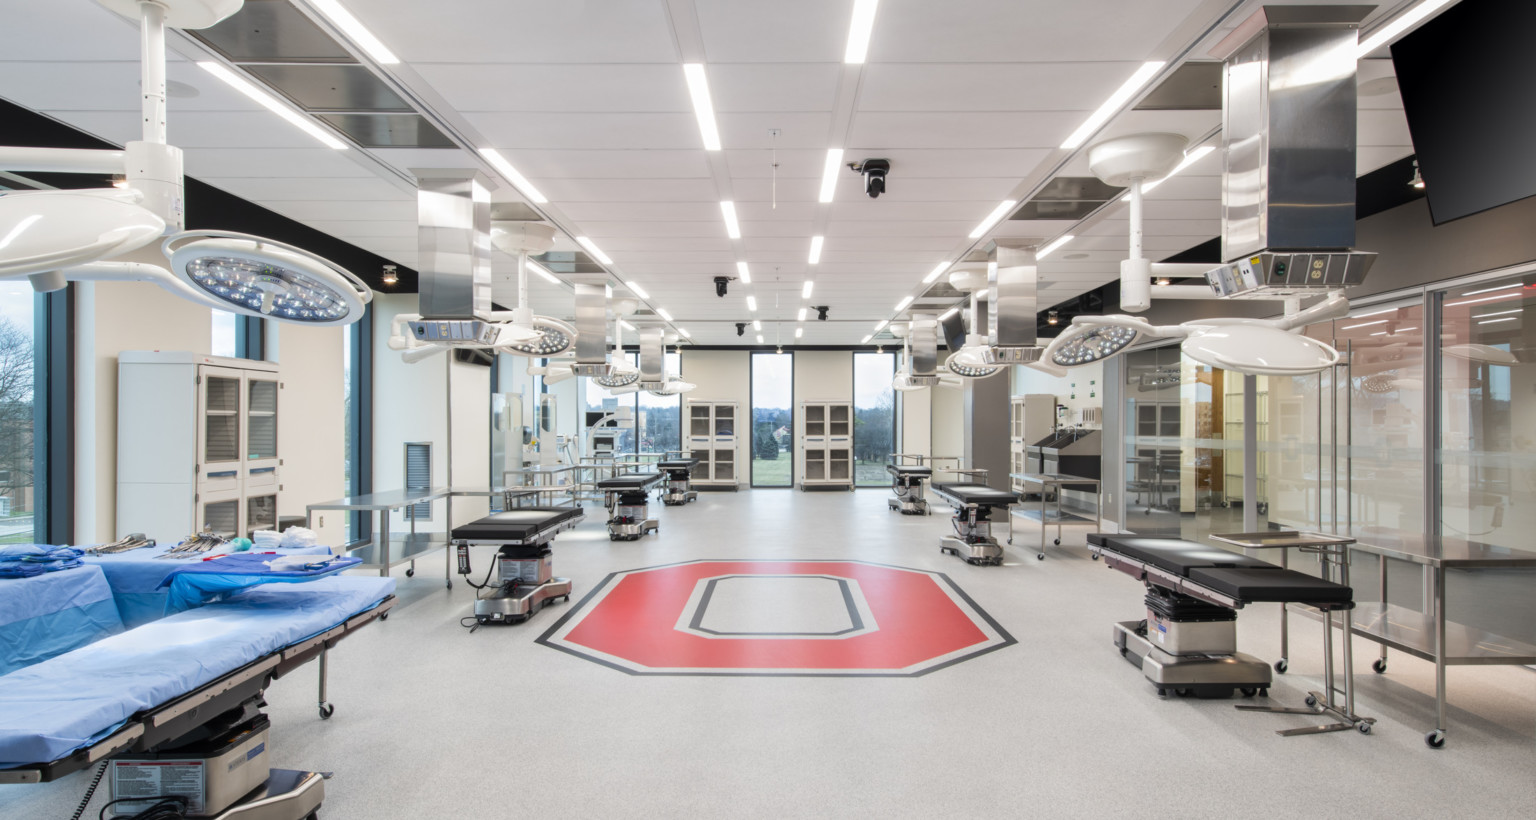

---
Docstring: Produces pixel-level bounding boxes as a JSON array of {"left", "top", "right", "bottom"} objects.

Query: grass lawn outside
[{"left": 749, "top": 457, "right": 894, "bottom": 487}]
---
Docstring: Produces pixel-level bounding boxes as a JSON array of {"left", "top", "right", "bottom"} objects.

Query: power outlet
[{"left": 318, "top": 516, "right": 324, "bottom": 528}]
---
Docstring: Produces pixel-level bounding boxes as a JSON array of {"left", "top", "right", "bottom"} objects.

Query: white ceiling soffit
[{"left": 0, "top": 0, "right": 1427, "bottom": 347}]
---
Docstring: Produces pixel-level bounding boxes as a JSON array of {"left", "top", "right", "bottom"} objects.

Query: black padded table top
[
  {"left": 657, "top": 460, "right": 698, "bottom": 470},
  {"left": 1089, "top": 535, "right": 1273, "bottom": 576},
  {"left": 451, "top": 507, "right": 582, "bottom": 541},
  {"left": 887, "top": 465, "right": 933, "bottom": 477},
  {"left": 932, "top": 483, "right": 1017, "bottom": 505},
  {"left": 1189, "top": 567, "right": 1353, "bottom": 606},
  {"left": 598, "top": 472, "right": 664, "bottom": 490}
]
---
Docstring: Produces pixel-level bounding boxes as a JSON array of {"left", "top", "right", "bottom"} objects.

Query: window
[
  {"left": 751, "top": 352, "right": 793, "bottom": 487},
  {"left": 853, "top": 352, "right": 896, "bottom": 486},
  {"left": 212, "top": 310, "right": 237, "bottom": 358},
  {"left": 0, "top": 282, "right": 37, "bottom": 543},
  {"left": 637, "top": 352, "right": 682, "bottom": 456}
]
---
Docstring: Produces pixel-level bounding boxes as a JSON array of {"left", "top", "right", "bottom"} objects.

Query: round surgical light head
[
  {"left": 1443, "top": 343, "right": 1519, "bottom": 366},
  {"left": 1050, "top": 324, "right": 1139, "bottom": 367},
  {"left": 497, "top": 317, "right": 576, "bottom": 357},
  {"left": 946, "top": 346, "right": 1003, "bottom": 379},
  {"left": 594, "top": 370, "right": 641, "bottom": 388},
  {"left": 0, "top": 189, "right": 164, "bottom": 279},
  {"left": 163, "top": 231, "right": 370, "bottom": 326},
  {"left": 647, "top": 379, "right": 696, "bottom": 396},
  {"left": 1180, "top": 325, "right": 1339, "bottom": 376}
]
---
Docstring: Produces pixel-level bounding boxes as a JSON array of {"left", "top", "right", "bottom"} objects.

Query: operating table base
[
  {"left": 940, "top": 535, "right": 1003, "bottom": 566},
  {"left": 1114, "top": 621, "right": 1272, "bottom": 699},
  {"left": 474, "top": 578, "right": 572, "bottom": 625},
  {"left": 212, "top": 769, "right": 325, "bottom": 820},
  {"left": 662, "top": 491, "right": 697, "bottom": 506},
  {"left": 888, "top": 497, "right": 930, "bottom": 515},
  {"left": 608, "top": 519, "right": 659, "bottom": 541}
]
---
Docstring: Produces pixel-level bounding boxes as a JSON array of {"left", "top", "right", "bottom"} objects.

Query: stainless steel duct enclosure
[
  {"left": 1207, "top": 5, "right": 1376, "bottom": 297},
  {"left": 908, "top": 313, "right": 940, "bottom": 387},
  {"left": 638, "top": 326, "right": 665, "bottom": 389},
  {"left": 408, "top": 169, "right": 496, "bottom": 344},
  {"left": 570, "top": 283, "right": 612, "bottom": 376},
  {"left": 984, "top": 243, "right": 1044, "bottom": 364}
]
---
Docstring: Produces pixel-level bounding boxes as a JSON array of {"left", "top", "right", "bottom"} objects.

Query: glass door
[{"left": 751, "top": 353, "right": 793, "bottom": 486}]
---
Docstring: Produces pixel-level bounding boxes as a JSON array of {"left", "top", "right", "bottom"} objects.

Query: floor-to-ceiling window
[
  {"left": 211, "top": 310, "right": 237, "bottom": 358},
  {"left": 853, "top": 352, "right": 896, "bottom": 486},
  {"left": 0, "top": 282, "right": 36, "bottom": 543},
  {"left": 637, "top": 351, "right": 681, "bottom": 456},
  {"left": 582, "top": 353, "right": 636, "bottom": 457},
  {"left": 751, "top": 352, "right": 793, "bottom": 486}
]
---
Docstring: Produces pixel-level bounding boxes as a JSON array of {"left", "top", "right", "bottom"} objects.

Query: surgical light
[
  {"left": 1050, "top": 325, "right": 1139, "bottom": 367},
  {"left": 576, "top": 236, "right": 612, "bottom": 265},
  {"left": 497, "top": 317, "right": 576, "bottom": 356},
  {"left": 682, "top": 63, "right": 722, "bottom": 151},
  {"left": 1060, "top": 62, "right": 1165, "bottom": 149},
  {"left": 737, "top": 261, "right": 751, "bottom": 283},
  {"left": 479, "top": 148, "right": 547, "bottom": 204},
  {"left": 594, "top": 369, "right": 641, "bottom": 388},
  {"left": 946, "top": 346, "right": 1002, "bottom": 379},
  {"left": 720, "top": 201, "right": 741, "bottom": 239},
  {"left": 198, "top": 62, "right": 346, "bottom": 150},
  {"left": 968, "top": 200, "right": 1017, "bottom": 239},
  {"left": 309, "top": 0, "right": 398, "bottom": 64},
  {"left": 844, "top": 0, "right": 880, "bottom": 63},
  {"left": 808, "top": 236, "right": 824, "bottom": 264},
  {"left": 164, "top": 231, "right": 369, "bottom": 325},
  {"left": 0, "top": 190, "right": 164, "bottom": 279},
  {"left": 819, "top": 148, "right": 844, "bottom": 202}
]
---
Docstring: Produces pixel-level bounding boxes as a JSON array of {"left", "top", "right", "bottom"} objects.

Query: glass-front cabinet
[
  {"left": 800, "top": 401, "right": 854, "bottom": 490},
  {"left": 686, "top": 400, "right": 739, "bottom": 489}
]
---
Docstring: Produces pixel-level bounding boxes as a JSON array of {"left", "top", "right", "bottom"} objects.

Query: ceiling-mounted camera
[
  {"left": 714, "top": 276, "right": 732, "bottom": 297},
  {"left": 849, "top": 158, "right": 890, "bottom": 198},
  {"left": 814, "top": 305, "right": 829, "bottom": 321},
  {"left": 735, "top": 322, "right": 746, "bottom": 337}
]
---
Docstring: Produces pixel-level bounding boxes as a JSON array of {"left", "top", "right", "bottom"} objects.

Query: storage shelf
[{"left": 1295, "top": 602, "right": 1536, "bottom": 666}]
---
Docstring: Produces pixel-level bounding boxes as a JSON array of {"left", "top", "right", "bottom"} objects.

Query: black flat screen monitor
[{"left": 1392, "top": 0, "right": 1536, "bottom": 224}]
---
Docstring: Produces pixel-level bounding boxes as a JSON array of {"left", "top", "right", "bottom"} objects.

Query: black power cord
[
  {"left": 97, "top": 795, "right": 189, "bottom": 820},
  {"left": 70, "top": 762, "right": 108, "bottom": 820}
]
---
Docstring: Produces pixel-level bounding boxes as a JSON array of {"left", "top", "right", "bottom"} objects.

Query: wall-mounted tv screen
[{"left": 1392, "top": 0, "right": 1536, "bottom": 224}]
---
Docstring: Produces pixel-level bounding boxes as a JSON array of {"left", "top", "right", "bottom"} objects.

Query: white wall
[
  {"left": 899, "top": 389, "right": 931, "bottom": 459},
  {"left": 931, "top": 384, "right": 964, "bottom": 460},
  {"left": 371, "top": 293, "right": 489, "bottom": 532},
  {"left": 269, "top": 323, "right": 347, "bottom": 547},
  {"left": 1012, "top": 360, "right": 1103, "bottom": 427},
  {"left": 681, "top": 349, "right": 751, "bottom": 477},
  {"left": 792, "top": 349, "right": 852, "bottom": 436},
  {"left": 75, "top": 279, "right": 211, "bottom": 543}
]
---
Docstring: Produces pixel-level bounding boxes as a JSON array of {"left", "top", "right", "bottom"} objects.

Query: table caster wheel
[
  {"left": 1036, "top": 553, "right": 1045, "bottom": 561},
  {"left": 318, "top": 704, "right": 335, "bottom": 720},
  {"left": 1240, "top": 687, "right": 1258, "bottom": 698},
  {"left": 1258, "top": 688, "right": 1268, "bottom": 698},
  {"left": 379, "top": 612, "right": 389, "bottom": 621},
  {"left": 445, "top": 580, "right": 452, "bottom": 590},
  {"left": 1156, "top": 688, "right": 1168, "bottom": 698},
  {"left": 1091, "top": 553, "right": 1100, "bottom": 561},
  {"left": 1274, "top": 659, "right": 1288, "bottom": 674},
  {"left": 1372, "top": 658, "right": 1387, "bottom": 674},
  {"left": 1425, "top": 730, "right": 1445, "bottom": 749},
  {"left": 1007, "top": 538, "right": 1013, "bottom": 545},
  {"left": 1304, "top": 694, "right": 1318, "bottom": 709},
  {"left": 1053, "top": 538, "right": 1061, "bottom": 546},
  {"left": 1357, "top": 721, "right": 1372, "bottom": 735},
  {"left": 405, "top": 568, "right": 415, "bottom": 578}
]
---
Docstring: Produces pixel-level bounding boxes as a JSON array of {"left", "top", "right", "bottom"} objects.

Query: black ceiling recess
[{"left": 0, "top": 96, "right": 417, "bottom": 294}]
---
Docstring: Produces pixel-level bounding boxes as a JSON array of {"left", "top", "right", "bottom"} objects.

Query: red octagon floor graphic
[{"left": 536, "top": 560, "right": 1015, "bottom": 676}]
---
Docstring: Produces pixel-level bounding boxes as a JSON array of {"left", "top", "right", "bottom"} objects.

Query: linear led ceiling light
[
  {"left": 808, "top": 235, "right": 824, "bottom": 264},
  {"left": 682, "top": 63, "right": 722, "bottom": 151},
  {"left": 861, "top": 334, "right": 872, "bottom": 344},
  {"left": 797, "top": 307, "right": 807, "bottom": 322},
  {"left": 1357, "top": 0, "right": 1457, "bottom": 57},
  {"left": 199, "top": 62, "right": 346, "bottom": 150},
  {"left": 795, "top": 327, "right": 804, "bottom": 339},
  {"left": 625, "top": 280, "right": 648, "bottom": 299},
  {"left": 968, "top": 200, "right": 1017, "bottom": 239},
  {"left": 737, "top": 261, "right": 751, "bottom": 283},
  {"left": 0, "top": 1, "right": 370, "bottom": 326},
  {"left": 657, "top": 308, "right": 673, "bottom": 321},
  {"left": 576, "top": 236, "right": 613, "bottom": 265},
  {"left": 819, "top": 148, "right": 845, "bottom": 203},
  {"left": 479, "top": 148, "right": 547, "bottom": 204},
  {"left": 923, "top": 261, "right": 950, "bottom": 284},
  {"left": 895, "top": 295, "right": 913, "bottom": 311},
  {"left": 753, "top": 320, "right": 762, "bottom": 331},
  {"left": 1037, "top": 235, "right": 1074, "bottom": 259},
  {"left": 720, "top": 200, "right": 741, "bottom": 239},
  {"left": 844, "top": 0, "right": 880, "bottom": 64},
  {"left": 1061, "top": 61, "right": 1165, "bottom": 150},
  {"left": 757, "top": 334, "right": 764, "bottom": 344},
  {"left": 802, "top": 280, "right": 814, "bottom": 299},
  {"left": 747, "top": 295, "right": 758, "bottom": 312},
  {"left": 526, "top": 259, "right": 561, "bottom": 284},
  {"left": 1134, "top": 146, "right": 1215, "bottom": 197},
  {"left": 309, "top": 0, "right": 398, "bottom": 64},
  {"left": 874, "top": 319, "right": 888, "bottom": 331},
  {"left": 939, "top": 307, "right": 959, "bottom": 321}
]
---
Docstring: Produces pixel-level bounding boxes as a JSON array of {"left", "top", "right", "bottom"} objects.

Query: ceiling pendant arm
[{"left": 140, "top": 0, "right": 167, "bottom": 145}]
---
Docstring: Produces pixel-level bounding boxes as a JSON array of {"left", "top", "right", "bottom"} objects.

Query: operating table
[
  {"left": 657, "top": 459, "right": 699, "bottom": 506},
  {"left": 931, "top": 483, "right": 1019, "bottom": 566},
  {"left": 1087, "top": 533, "right": 1373, "bottom": 735},
  {"left": 453, "top": 507, "right": 584, "bottom": 625},
  {"left": 0, "top": 575, "right": 395, "bottom": 817},
  {"left": 597, "top": 472, "right": 665, "bottom": 540},
  {"left": 886, "top": 464, "right": 933, "bottom": 515}
]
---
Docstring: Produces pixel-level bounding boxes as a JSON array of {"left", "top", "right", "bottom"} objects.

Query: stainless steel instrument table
[
  {"left": 1009, "top": 473, "right": 1102, "bottom": 560},
  {"left": 1333, "top": 533, "right": 1536, "bottom": 748},
  {"left": 306, "top": 488, "right": 451, "bottom": 584},
  {"left": 1210, "top": 531, "right": 1373, "bottom": 737}
]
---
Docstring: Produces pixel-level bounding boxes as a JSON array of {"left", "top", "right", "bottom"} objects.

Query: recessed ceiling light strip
[
  {"left": 682, "top": 63, "right": 722, "bottom": 151},
  {"left": 197, "top": 62, "right": 347, "bottom": 150}
]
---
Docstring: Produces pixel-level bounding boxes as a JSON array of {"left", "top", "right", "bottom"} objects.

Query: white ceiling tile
[
  {"left": 860, "top": 62, "right": 1143, "bottom": 112},
  {"left": 1358, "top": 108, "right": 1413, "bottom": 147},
  {"left": 558, "top": 202, "right": 724, "bottom": 222},
  {"left": 825, "top": 220, "right": 973, "bottom": 238},
  {"left": 415, "top": 64, "right": 689, "bottom": 113},
  {"left": 536, "top": 178, "right": 721, "bottom": 203},
  {"left": 696, "top": 0, "right": 851, "bottom": 63},
  {"left": 516, "top": 150, "right": 712, "bottom": 179},
  {"left": 869, "top": 0, "right": 1210, "bottom": 63},
  {"left": 370, "top": 0, "right": 678, "bottom": 64},
  {"left": 306, "top": 221, "right": 417, "bottom": 239},
  {"left": 465, "top": 112, "right": 702, "bottom": 150},
  {"left": 3, "top": 60, "right": 256, "bottom": 113},
  {"left": 199, "top": 176, "right": 409, "bottom": 201},
  {"left": 706, "top": 63, "right": 843, "bottom": 111},
  {"left": 262, "top": 200, "right": 416, "bottom": 222},
  {"left": 848, "top": 111, "right": 1081, "bottom": 150},
  {"left": 717, "top": 112, "right": 835, "bottom": 149},
  {"left": 182, "top": 148, "right": 373, "bottom": 179},
  {"left": 576, "top": 221, "right": 729, "bottom": 239}
]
